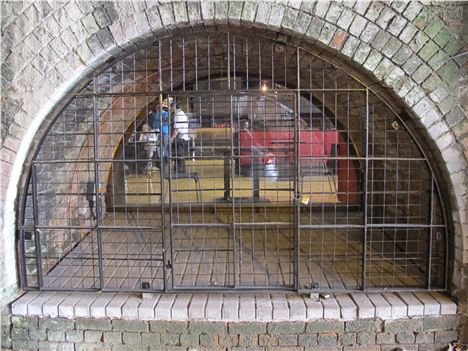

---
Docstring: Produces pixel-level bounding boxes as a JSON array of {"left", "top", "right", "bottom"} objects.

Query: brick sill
[{"left": 10, "top": 291, "right": 457, "bottom": 321}]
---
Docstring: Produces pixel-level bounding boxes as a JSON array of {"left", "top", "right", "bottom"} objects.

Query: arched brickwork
[{"left": 1, "top": 1, "right": 467, "bottom": 308}]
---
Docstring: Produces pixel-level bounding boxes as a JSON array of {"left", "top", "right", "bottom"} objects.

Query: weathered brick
[
  {"left": 12, "top": 339, "right": 38, "bottom": 351},
  {"left": 402, "top": 54, "right": 423, "bottom": 74},
  {"left": 361, "top": 22, "right": 379, "bottom": 43},
  {"left": 122, "top": 332, "right": 141, "bottom": 345},
  {"left": 415, "top": 331, "right": 434, "bottom": 344},
  {"left": 326, "top": 2, "right": 342, "bottom": 23},
  {"left": 306, "top": 321, "right": 344, "bottom": 333},
  {"left": 142, "top": 333, "right": 161, "bottom": 346},
  {"left": 445, "top": 107, "right": 465, "bottom": 127},
  {"left": 65, "top": 330, "right": 83, "bottom": 343},
  {"left": 435, "top": 330, "right": 459, "bottom": 343},
  {"left": 161, "top": 333, "right": 179, "bottom": 346},
  {"left": 38, "top": 317, "right": 74, "bottom": 331},
  {"left": 339, "top": 333, "right": 356, "bottom": 346},
  {"left": 278, "top": 334, "right": 298, "bottom": 346},
  {"left": 173, "top": 1, "right": 189, "bottom": 23},
  {"left": 318, "top": 23, "right": 336, "bottom": 45},
  {"left": 354, "top": 42, "right": 371, "bottom": 65},
  {"left": 228, "top": 1, "right": 243, "bottom": 20},
  {"left": 298, "top": 333, "right": 318, "bottom": 347},
  {"left": 199, "top": 333, "right": 218, "bottom": 347},
  {"left": 337, "top": 8, "right": 355, "bottom": 31},
  {"left": 268, "top": 322, "right": 305, "bottom": 334},
  {"left": 75, "top": 318, "right": 111, "bottom": 331},
  {"left": 419, "top": 40, "right": 438, "bottom": 61},
  {"left": 376, "top": 332, "right": 395, "bottom": 344},
  {"left": 281, "top": 7, "right": 298, "bottom": 30},
  {"left": 412, "top": 64, "right": 432, "bottom": 84},
  {"left": 346, "top": 320, "right": 382, "bottom": 333},
  {"left": 314, "top": 1, "right": 330, "bottom": 17},
  {"left": 218, "top": 334, "right": 239, "bottom": 347},
  {"left": 238, "top": 334, "right": 258, "bottom": 347},
  {"left": 370, "top": 30, "right": 391, "bottom": 50},
  {"left": 403, "top": 1, "right": 423, "bottom": 21},
  {"left": 28, "top": 327, "right": 47, "bottom": 341},
  {"left": 376, "top": 7, "right": 396, "bottom": 29},
  {"left": 103, "top": 331, "right": 122, "bottom": 344},
  {"left": 318, "top": 333, "right": 338, "bottom": 346},
  {"left": 12, "top": 316, "right": 38, "bottom": 329},
  {"left": 342, "top": 36, "right": 360, "bottom": 57},
  {"left": 259, "top": 334, "right": 278, "bottom": 347},
  {"left": 365, "top": 2, "right": 385, "bottom": 21},
  {"left": 306, "top": 16, "right": 325, "bottom": 40},
  {"left": 113, "top": 320, "right": 148, "bottom": 332},
  {"left": 382, "top": 36, "right": 402, "bottom": 58},
  {"left": 241, "top": 1, "right": 257, "bottom": 22},
  {"left": 254, "top": 1, "right": 271, "bottom": 24},
  {"left": 228, "top": 322, "right": 266, "bottom": 335},
  {"left": 349, "top": 15, "right": 367, "bottom": 37},
  {"left": 423, "top": 316, "right": 458, "bottom": 331},
  {"left": 11, "top": 327, "right": 29, "bottom": 340},
  {"left": 48, "top": 329, "right": 66, "bottom": 342},
  {"left": 84, "top": 330, "right": 103, "bottom": 343},
  {"left": 393, "top": 46, "right": 413, "bottom": 65},
  {"left": 357, "top": 332, "right": 376, "bottom": 345},
  {"left": 396, "top": 331, "right": 415, "bottom": 343},
  {"left": 388, "top": 15, "right": 407, "bottom": 36}
]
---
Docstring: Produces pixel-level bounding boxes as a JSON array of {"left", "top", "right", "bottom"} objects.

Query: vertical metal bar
[
  {"left": 158, "top": 40, "right": 168, "bottom": 292},
  {"left": 227, "top": 33, "right": 231, "bottom": 90},
  {"left": 362, "top": 88, "right": 370, "bottom": 290},
  {"left": 31, "top": 164, "right": 44, "bottom": 288},
  {"left": 230, "top": 94, "right": 237, "bottom": 287},
  {"left": 427, "top": 177, "right": 434, "bottom": 290},
  {"left": 294, "top": 47, "right": 301, "bottom": 291},
  {"left": 167, "top": 41, "right": 175, "bottom": 289},
  {"left": 93, "top": 76, "right": 105, "bottom": 290}
]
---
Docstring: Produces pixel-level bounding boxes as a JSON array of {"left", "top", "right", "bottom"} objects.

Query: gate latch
[{"left": 165, "top": 260, "right": 172, "bottom": 269}]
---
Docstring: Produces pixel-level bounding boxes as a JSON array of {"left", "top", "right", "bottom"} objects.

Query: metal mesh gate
[{"left": 19, "top": 31, "right": 447, "bottom": 293}]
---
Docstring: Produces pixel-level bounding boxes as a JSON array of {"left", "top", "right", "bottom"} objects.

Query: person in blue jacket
[{"left": 152, "top": 98, "right": 172, "bottom": 173}]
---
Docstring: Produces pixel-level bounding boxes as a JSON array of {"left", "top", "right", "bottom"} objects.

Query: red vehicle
[{"left": 236, "top": 129, "right": 360, "bottom": 205}]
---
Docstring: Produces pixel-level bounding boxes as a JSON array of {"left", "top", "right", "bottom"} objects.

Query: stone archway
[{"left": 1, "top": 1, "right": 466, "bottom": 309}]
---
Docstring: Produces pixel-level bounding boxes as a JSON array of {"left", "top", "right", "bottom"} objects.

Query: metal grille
[{"left": 19, "top": 32, "right": 448, "bottom": 292}]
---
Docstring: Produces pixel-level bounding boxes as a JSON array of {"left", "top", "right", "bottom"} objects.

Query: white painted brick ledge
[{"left": 11, "top": 291, "right": 457, "bottom": 322}]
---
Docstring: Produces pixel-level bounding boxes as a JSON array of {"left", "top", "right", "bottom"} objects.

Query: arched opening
[{"left": 18, "top": 30, "right": 448, "bottom": 293}]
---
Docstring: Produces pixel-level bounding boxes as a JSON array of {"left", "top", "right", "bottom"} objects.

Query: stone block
[
  {"left": 11, "top": 327, "right": 29, "bottom": 340},
  {"left": 65, "top": 330, "right": 83, "bottom": 343},
  {"left": 281, "top": 7, "right": 297, "bottom": 30},
  {"left": 396, "top": 331, "right": 415, "bottom": 343},
  {"left": 298, "top": 333, "right": 318, "bottom": 347},
  {"left": 306, "top": 320, "right": 344, "bottom": 333},
  {"left": 337, "top": 8, "right": 355, "bottom": 31},
  {"left": 377, "top": 7, "right": 396, "bottom": 29},
  {"left": 38, "top": 341, "right": 74, "bottom": 351},
  {"left": 423, "top": 315, "right": 458, "bottom": 331},
  {"left": 349, "top": 15, "right": 367, "bottom": 37},
  {"left": 150, "top": 321, "right": 187, "bottom": 334},
  {"left": 385, "top": 319, "right": 423, "bottom": 333},
  {"left": 241, "top": 1, "right": 257, "bottom": 22},
  {"left": 228, "top": 1, "right": 243, "bottom": 20},
  {"left": 47, "top": 329, "right": 65, "bottom": 342},
  {"left": 346, "top": 320, "right": 382, "bottom": 333},
  {"left": 415, "top": 331, "right": 434, "bottom": 344},
  {"left": 388, "top": 15, "right": 407, "bottom": 36},
  {"left": 382, "top": 36, "right": 402, "bottom": 58},
  {"left": 75, "top": 318, "right": 111, "bottom": 331},
  {"left": 326, "top": 2, "right": 343, "bottom": 23},
  {"left": 419, "top": 40, "right": 438, "bottom": 62},
  {"left": 339, "top": 333, "right": 356, "bottom": 345},
  {"left": 255, "top": 1, "right": 271, "bottom": 25},
  {"left": 342, "top": 36, "right": 360, "bottom": 58},
  {"left": 93, "top": 7, "right": 112, "bottom": 28},
  {"left": 318, "top": 23, "right": 336, "bottom": 45},
  {"left": 399, "top": 22, "right": 418, "bottom": 44},
  {"left": 314, "top": 1, "right": 330, "bottom": 17},
  {"left": 238, "top": 334, "right": 258, "bottom": 347},
  {"left": 12, "top": 339, "right": 38, "bottom": 351},
  {"left": 142, "top": 333, "right": 161, "bottom": 346},
  {"left": 228, "top": 322, "right": 266, "bottom": 335},
  {"left": 173, "top": 1, "right": 189, "bottom": 23},
  {"left": 268, "top": 322, "right": 305, "bottom": 334},
  {"left": 376, "top": 332, "right": 395, "bottom": 344},
  {"left": 357, "top": 332, "right": 376, "bottom": 345},
  {"left": 435, "top": 330, "right": 459, "bottom": 343},
  {"left": 403, "top": 1, "right": 423, "bottom": 21},
  {"left": 305, "top": 16, "right": 324, "bottom": 41},
  {"left": 12, "top": 316, "right": 38, "bottom": 329},
  {"left": 278, "top": 334, "right": 298, "bottom": 346},
  {"left": 200, "top": 333, "right": 219, "bottom": 347},
  {"left": 122, "top": 332, "right": 141, "bottom": 345},
  {"left": 113, "top": 320, "right": 148, "bottom": 332},
  {"left": 186, "top": 1, "right": 201, "bottom": 23},
  {"left": 259, "top": 334, "right": 278, "bottom": 346},
  {"left": 363, "top": 50, "right": 382, "bottom": 72},
  {"left": 161, "top": 333, "right": 179, "bottom": 346},
  {"left": 84, "top": 330, "right": 103, "bottom": 343},
  {"left": 361, "top": 22, "right": 379, "bottom": 43},
  {"left": 103, "top": 331, "right": 122, "bottom": 344},
  {"left": 29, "top": 327, "right": 47, "bottom": 341},
  {"left": 218, "top": 334, "right": 239, "bottom": 347},
  {"left": 318, "top": 333, "right": 338, "bottom": 346},
  {"left": 38, "top": 317, "right": 74, "bottom": 331}
]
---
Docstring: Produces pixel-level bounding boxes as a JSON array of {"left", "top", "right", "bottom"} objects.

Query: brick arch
[{"left": 1, "top": 1, "right": 466, "bottom": 303}]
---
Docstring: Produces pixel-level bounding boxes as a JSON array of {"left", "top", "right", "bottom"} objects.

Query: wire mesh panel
[{"left": 19, "top": 31, "right": 448, "bottom": 292}]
